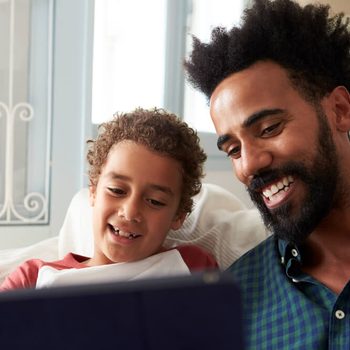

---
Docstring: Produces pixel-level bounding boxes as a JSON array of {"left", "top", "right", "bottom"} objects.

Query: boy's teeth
[{"left": 110, "top": 225, "right": 138, "bottom": 239}]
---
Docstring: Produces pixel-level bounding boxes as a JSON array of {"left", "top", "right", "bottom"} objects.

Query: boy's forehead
[
  {"left": 102, "top": 141, "right": 184, "bottom": 188},
  {"left": 109, "top": 139, "right": 155, "bottom": 153}
]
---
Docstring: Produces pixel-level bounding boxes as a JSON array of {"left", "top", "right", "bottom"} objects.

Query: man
[{"left": 185, "top": 0, "right": 350, "bottom": 348}]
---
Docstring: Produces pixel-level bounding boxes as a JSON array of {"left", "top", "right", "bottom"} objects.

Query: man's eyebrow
[
  {"left": 243, "top": 108, "right": 284, "bottom": 128},
  {"left": 217, "top": 134, "right": 231, "bottom": 150},
  {"left": 216, "top": 108, "right": 285, "bottom": 150}
]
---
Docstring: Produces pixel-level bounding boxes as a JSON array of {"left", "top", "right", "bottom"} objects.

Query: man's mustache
[{"left": 248, "top": 162, "right": 308, "bottom": 192}]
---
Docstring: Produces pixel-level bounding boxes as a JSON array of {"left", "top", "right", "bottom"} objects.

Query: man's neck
[{"left": 301, "top": 208, "right": 350, "bottom": 294}]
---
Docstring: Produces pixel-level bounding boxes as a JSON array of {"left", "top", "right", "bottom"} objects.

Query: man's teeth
[
  {"left": 110, "top": 226, "right": 138, "bottom": 239},
  {"left": 262, "top": 176, "right": 294, "bottom": 200}
]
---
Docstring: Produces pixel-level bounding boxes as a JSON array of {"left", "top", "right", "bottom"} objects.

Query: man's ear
[
  {"left": 170, "top": 211, "right": 187, "bottom": 231},
  {"left": 328, "top": 86, "right": 350, "bottom": 133},
  {"left": 89, "top": 185, "right": 96, "bottom": 207}
]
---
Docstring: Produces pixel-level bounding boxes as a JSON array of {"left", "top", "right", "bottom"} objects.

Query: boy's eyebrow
[
  {"left": 216, "top": 108, "right": 284, "bottom": 150},
  {"left": 149, "top": 184, "right": 174, "bottom": 196},
  {"left": 106, "top": 173, "right": 175, "bottom": 196}
]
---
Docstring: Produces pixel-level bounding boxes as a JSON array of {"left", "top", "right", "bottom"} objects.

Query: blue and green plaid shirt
[{"left": 228, "top": 235, "right": 350, "bottom": 349}]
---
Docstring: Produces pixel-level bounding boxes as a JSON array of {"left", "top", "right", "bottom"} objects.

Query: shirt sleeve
[
  {"left": 0, "top": 254, "right": 89, "bottom": 292},
  {"left": 0, "top": 259, "right": 42, "bottom": 291},
  {"left": 176, "top": 245, "right": 219, "bottom": 272}
]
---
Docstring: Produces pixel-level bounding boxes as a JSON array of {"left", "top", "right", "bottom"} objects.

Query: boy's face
[{"left": 88, "top": 140, "right": 186, "bottom": 266}]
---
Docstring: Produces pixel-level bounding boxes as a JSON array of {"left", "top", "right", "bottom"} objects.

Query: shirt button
[
  {"left": 291, "top": 249, "right": 298, "bottom": 257},
  {"left": 335, "top": 310, "right": 345, "bottom": 320}
]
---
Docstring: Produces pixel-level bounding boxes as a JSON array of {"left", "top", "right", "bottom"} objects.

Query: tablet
[{"left": 0, "top": 271, "right": 244, "bottom": 349}]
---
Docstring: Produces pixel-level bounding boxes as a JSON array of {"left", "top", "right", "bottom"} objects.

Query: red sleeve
[
  {"left": 0, "top": 259, "right": 44, "bottom": 291},
  {"left": 0, "top": 253, "right": 88, "bottom": 292},
  {"left": 175, "top": 245, "right": 218, "bottom": 272}
]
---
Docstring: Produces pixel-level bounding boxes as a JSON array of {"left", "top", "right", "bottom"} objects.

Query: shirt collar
[{"left": 278, "top": 238, "right": 303, "bottom": 279}]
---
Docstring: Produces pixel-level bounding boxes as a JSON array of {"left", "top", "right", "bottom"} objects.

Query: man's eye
[
  {"left": 227, "top": 145, "right": 241, "bottom": 159},
  {"left": 261, "top": 122, "right": 282, "bottom": 137}
]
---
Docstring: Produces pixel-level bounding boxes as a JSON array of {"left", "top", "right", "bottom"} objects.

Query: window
[
  {"left": 92, "top": 0, "right": 167, "bottom": 124},
  {"left": 0, "top": 0, "right": 52, "bottom": 225},
  {"left": 183, "top": 0, "right": 245, "bottom": 132},
  {"left": 92, "top": 0, "right": 247, "bottom": 130},
  {"left": 0, "top": 0, "right": 95, "bottom": 248}
]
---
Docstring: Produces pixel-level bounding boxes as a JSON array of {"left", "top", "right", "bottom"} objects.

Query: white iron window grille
[{"left": 0, "top": 0, "right": 53, "bottom": 224}]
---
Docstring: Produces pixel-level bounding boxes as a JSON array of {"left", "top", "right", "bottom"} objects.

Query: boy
[{"left": 1, "top": 108, "right": 217, "bottom": 290}]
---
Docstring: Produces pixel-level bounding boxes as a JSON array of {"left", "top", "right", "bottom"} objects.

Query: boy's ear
[
  {"left": 170, "top": 211, "right": 187, "bottom": 231},
  {"left": 89, "top": 185, "right": 97, "bottom": 207}
]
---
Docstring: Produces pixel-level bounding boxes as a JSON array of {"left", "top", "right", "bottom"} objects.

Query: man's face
[{"left": 209, "top": 61, "right": 340, "bottom": 244}]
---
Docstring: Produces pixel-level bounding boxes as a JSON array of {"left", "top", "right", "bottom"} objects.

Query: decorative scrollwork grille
[{"left": 0, "top": 0, "right": 52, "bottom": 224}]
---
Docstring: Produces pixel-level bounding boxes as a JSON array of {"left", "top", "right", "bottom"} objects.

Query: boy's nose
[{"left": 118, "top": 197, "right": 142, "bottom": 223}]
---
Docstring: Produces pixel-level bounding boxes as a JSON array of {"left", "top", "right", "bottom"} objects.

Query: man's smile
[{"left": 260, "top": 175, "right": 295, "bottom": 209}]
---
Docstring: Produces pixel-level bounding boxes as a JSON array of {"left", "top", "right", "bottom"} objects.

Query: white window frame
[{"left": 0, "top": 0, "right": 95, "bottom": 248}]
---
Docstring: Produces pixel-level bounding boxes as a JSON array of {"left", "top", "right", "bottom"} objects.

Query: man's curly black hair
[{"left": 185, "top": 0, "right": 350, "bottom": 103}]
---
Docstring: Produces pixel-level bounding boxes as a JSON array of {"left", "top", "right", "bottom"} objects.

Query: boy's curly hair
[
  {"left": 185, "top": 0, "right": 350, "bottom": 103},
  {"left": 87, "top": 108, "right": 207, "bottom": 214}
]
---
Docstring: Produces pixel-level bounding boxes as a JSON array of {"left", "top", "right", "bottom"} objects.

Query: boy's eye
[
  {"left": 147, "top": 199, "right": 166, "bottom": 207},
  {"left": 261, "top": 122, "right": 282, "bottom": 137},
  {"left": 107, "top": 187, "right": 125, "bottom": 195}
]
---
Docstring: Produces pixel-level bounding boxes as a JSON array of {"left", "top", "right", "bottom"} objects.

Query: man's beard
[{"left": 247, "top": 108, "right": 339, "bottom": 245}]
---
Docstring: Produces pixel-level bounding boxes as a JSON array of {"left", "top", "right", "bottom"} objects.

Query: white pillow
[{"left": 58, "top": 183, "right": 268, "bottom": 269}]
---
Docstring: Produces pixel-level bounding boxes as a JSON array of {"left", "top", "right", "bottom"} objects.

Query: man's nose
[{"left": 236, "top": 142, "right": 273, "bottom": 184}]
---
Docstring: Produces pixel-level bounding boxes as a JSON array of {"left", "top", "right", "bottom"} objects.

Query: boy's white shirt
[{"left": 36, "top": 249, "right": 190, "bottom": 289}]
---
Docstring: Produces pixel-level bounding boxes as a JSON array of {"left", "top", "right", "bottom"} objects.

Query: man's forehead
[
  {"left": 210, "top": 62, "right": 294, "bottom": 116},
  {"left": 211, "top": 61, "right": 290, "bottom": 95}
]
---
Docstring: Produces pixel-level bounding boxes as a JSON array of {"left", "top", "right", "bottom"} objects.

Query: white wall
[
  {"left": 205, "top": 170, "right": 253, "bottom": 208},
  {"left": 297, "top": 0, "right": 350, "bottom": 14}
]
